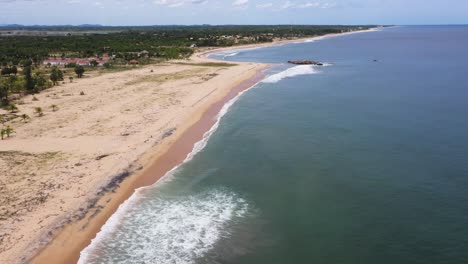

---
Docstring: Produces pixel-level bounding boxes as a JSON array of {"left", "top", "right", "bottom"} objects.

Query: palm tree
[
  {"left": 5, "top": 126, "right": 13, "bottom": 138},
  {"left": 21, "top": 114, "right": 30, "bottom": 122},
  {"left": 35, "top": 107, "right": 44, "bottom": 117},
  {"left": 51, "top": 104, "right": 58, "bottom": 112},
  {"left": 9, "top": 104, "right": 18, "bottom": 113}
]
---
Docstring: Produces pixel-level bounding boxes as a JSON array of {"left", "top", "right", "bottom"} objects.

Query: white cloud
[
  {"left": 280, "top": 1, "right": 294, "bottom": 9},
  {"left": 232, "top": 0, "right": 248, "bottom": 7},
  {"left": 280, "top": 1, "right": 337, "bottom": 10},
  {"left": 256, "top": 2, "right": 273, "bottom": 9},
  {"left": 297, "top": 2, "right": 320, "bottom": 8},
  {"left": 93, "top": 1, "right": 104, "bottom": 8},
  {"left": 319, "top": 2, "right": 336, "bottom": 8},
  {"left": 153, "top": 0, "right": 207, "bottom": 8}
]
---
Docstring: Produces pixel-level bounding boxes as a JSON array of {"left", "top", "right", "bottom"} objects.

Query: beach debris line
[{"left": 288, "top": 60, "right": 324, "bottom": 66}]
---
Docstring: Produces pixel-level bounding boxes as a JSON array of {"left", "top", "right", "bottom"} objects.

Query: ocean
[{"left": 79, "top": 26, "right": 468, "bottom": 264}]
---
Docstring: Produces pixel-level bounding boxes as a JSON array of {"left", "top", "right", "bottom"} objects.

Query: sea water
[{"left": 80, "top": 26, "right": 468, "bottom": 264}]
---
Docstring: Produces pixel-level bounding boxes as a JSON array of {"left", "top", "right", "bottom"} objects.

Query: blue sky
[{"left": 1, "top": 0, "right": 467, "bottom": 26}]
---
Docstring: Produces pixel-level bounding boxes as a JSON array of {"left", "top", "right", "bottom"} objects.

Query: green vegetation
[
  {"left": 0, "top": 126, "right": 14, "bottom": 140},
  {"left": 21, "top": 114, "right": 30, "bottom": 122},
  {"left": 34, "top": 107, "right": 43, "bottom": 116},
  {"left": 8, "top": 104, "right": 18, "bottom": 113},
  {"left": 0, "top": 25, "right": 374, "bottom": 65},
  {"left": 74, "top": 65, "right": 85, "bottom": 78},
  {"left": 0, "top": 25, "right": 373, "bottom": 108},
  {"left": 49, "top": 66, "right": 64, "bottom": 85}
]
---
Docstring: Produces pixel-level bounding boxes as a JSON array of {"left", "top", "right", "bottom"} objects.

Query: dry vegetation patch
[{"left": 125, "top": 68, "right": 208, "bottom": 86}]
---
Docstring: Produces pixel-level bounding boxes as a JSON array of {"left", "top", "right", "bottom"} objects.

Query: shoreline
[
  {"left": 20, "top": 27, "right": 379, "bottom": 264},
  {"left": 29, "top": 60, "right": 268, "bottom": 264},
  {"left": 197, "top": 26, "right": 382, "bottom": 59}
]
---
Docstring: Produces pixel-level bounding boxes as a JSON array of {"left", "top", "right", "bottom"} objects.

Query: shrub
[{"left": 34, "top": 107, "right": 43, "bottom": 116}]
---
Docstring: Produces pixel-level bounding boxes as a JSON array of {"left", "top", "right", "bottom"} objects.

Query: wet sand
[
  {"left": 30, "top": 66, "right": 267, "bottom": 264},
  {"left": 5, "top": 27, "right": 378, "bottom": 264}
]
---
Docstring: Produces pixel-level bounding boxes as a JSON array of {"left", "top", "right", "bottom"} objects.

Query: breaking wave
[
  {"left": 79, "top": 72, "right": 261, "bottom": 264},
  {"left": 262, "top": 65, "right": 320, "bottom": 84},
  {"left": 79, "top": 189, "right": 250, "bottom": 264},
  {"left": 223, "top": 52, "right": 239, "bottom": 59}
]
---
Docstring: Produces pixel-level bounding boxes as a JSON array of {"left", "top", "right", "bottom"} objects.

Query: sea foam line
[
  {"left": 78, "top": 75, "right": 263, "bottom": 264},
  {"left": 80, "top": 189, "right": 249, "bottom": 264},
  {"left": 209, "top": 47, "right": 262, "bottom": 59},
  {"left": 222, "top": 52, "right": 239, "bottom": 59},
  {"left": 261, "top": 65, "right": 320, "bottom": 84}
]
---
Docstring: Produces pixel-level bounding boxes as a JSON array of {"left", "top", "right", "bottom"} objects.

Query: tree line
[{"left": 0, "top": 25, "right": 374, "bottom": 65}]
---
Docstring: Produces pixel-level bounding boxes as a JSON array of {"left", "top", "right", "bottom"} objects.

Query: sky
[{"left": 0, "top": 0, "right": 467, "bottom": 26}]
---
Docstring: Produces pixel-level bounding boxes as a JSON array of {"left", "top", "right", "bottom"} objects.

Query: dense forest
[{"left": 0, "top": 25, "right": 375, "bottom": 65}]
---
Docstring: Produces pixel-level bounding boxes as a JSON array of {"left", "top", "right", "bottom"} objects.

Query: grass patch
[
  {"left": 125, "top": 68, "right": 207, "bottom": 86},
  {"left": 0, "top": 151, "right": 63, "bottom": 170}
]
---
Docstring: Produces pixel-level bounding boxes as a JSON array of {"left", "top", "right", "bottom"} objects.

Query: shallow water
[{"left": 80, "top": 26, "right": 468, "bottom": 264}]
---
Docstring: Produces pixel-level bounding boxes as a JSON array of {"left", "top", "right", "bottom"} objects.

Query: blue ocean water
[{"left": 80, "top": 26, "right": 468, "bottom": 264}]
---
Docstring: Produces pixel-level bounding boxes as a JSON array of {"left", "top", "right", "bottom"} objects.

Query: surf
[{"left": 262, "top": 65, "right": 320, "bottom": 84}]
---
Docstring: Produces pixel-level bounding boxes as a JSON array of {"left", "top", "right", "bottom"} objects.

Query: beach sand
[
  {"left": 0, "top": 55, "right": 267, "bottom": 263},
  {"left": 0, "top": 27, "right": 376, "bottom": 264}
]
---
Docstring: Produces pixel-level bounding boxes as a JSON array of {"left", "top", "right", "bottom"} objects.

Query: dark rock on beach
[{"left": 288, "top": 60, "right": 323, "bottom": 66}]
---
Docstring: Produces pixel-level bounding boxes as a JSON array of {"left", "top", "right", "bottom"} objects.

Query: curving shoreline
[
  {"left": 28, "top": 58, "right": 269, "bottom": 264},
  {"left": 16, "top": 28, "right": 379, "bottom": 264}
]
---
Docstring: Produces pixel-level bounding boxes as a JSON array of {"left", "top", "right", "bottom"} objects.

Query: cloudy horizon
[{"left": 1, "top": 0, "right": 467, "bottom": 26}]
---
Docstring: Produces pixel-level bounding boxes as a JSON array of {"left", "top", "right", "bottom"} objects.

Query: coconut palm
[
  {"left": 21, "top": 114, "right": 30, "bottom": 122},
  {"left": 35, "top": 107, "right": 44, "bottom": 117},
  {"left": 9, "top": 104, "right": 18, "bottom": 113},
  {"left": 5, "top": 126, "right": 13, "bottom": 138}
]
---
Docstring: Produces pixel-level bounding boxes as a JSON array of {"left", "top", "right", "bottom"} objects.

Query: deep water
[{"left": 80, "top": 26, "right": 468, "bottom": 264}]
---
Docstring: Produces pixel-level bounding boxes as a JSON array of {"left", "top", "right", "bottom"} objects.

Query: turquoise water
[{"left": 80, "top": 26, "right": 468, "bottom": 264}]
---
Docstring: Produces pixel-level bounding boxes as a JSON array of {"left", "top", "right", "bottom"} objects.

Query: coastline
[
  {"left": 196, "top": 27, "right": 382, "bottom": 59},
  {"left": 28, "top": 59, "right": 268, "bottom": 264},
  {"left": 0, "top": 27, "right": 379, "bottom": 264}
]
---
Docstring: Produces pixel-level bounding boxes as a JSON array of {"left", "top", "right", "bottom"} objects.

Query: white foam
[
  {"left": 158, "top": 78, "right": 256, "bottom": 184},
  {"left": 209, "top": 47, "right": 262, "bottom": 59},
  {"left": 79, "top": 189, "right": 249, "bottom": 264},
  {"left": 222, "top": 52, "right": 239, "bottom": 59},
  {"left": 262, "top": 65, "right": 320, "bottom": 84},
  {"left": 290, "top": 38, "right": 316, "bottom": 44},
  {"left": 79, "top": 74, "right": 261, "bottom": 264}
]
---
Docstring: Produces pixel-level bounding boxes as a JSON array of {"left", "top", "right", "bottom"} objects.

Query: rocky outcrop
[{"left": 288, "top": 60, "right": 323, "bottom": 66}]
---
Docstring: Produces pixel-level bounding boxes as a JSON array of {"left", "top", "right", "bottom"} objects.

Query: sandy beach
[
  {"left": 196, "top": 27, "right": 383, "bottom": 58},
  {"left": 0, "top": 53, "right": 267, "bottom": 263},
  {"left": 0, "top": 28, "right": 376, "bottom": 264}
]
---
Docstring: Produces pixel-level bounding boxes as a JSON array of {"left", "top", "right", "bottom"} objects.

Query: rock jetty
[{"left": 288, "top": 60, "right": 323, "bottom": 66}]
